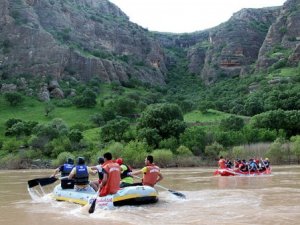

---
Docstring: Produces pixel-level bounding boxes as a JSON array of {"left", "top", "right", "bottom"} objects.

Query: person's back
[
  {"left": 99, "top": 152, "right": 121, "bottom": 197},
  {"left": 51, "top": 158, "right": 74, "bottom": 189},
  {"left": 218, "top": 156, "right": 226, "bottom": 169},
  {"left": 130, "top": 155, "right": 163, "bottom": 187},
  {"left": 116, "top": 158, "right": 134, "bottom": 188},
  {"left": 68, "top": 157, "right": 94, "bottom": 192}
]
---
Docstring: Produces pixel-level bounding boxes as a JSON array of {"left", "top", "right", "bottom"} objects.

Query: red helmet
[{"left": 116, "top": 158, "right": 123, "bottom": 165}]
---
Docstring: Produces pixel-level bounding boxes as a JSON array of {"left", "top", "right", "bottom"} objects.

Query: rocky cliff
[
  {"left": 0, "top": 0, "right": 166, "bottom": 86},
  {"left": 1, "top": 0, "right": 299, "bottom": 89},
  {"left": 256, "top": 0, "right": 300, "bottom": 72},
  {"left": 156, "top": 7, "right": 281, "bottom": 85}
]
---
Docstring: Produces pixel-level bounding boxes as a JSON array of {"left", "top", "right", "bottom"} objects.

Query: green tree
[
  {"left": 176, "top": 145, "right": 193, "bottom": 156},
  {"left": 266, "top": 138, "right": 284, "bottom": 164},
  {"left": 137, "top": 103, "right": 186, "bottom": 147},
  {"left": 219, "top": 116, "right": 245, "bottom": 131},
  {"left": 45, "top": 102, "right": 55, "bottom": 117},
  {"left": 204, "top": 142, "right": 224, "bottom": 160},
  {"left": 151, "top": 149, "right": 173, "bottom": 167},
  {"left": 4, "top": 92, "right": 24, "bottom": 106},
  {"left": 73, "top": 89, "right": 97, "bottom": 108},
  {"left": 180, "top": 126, "right": 207, "bottom": 156},
  {"left": 290, "top": 135, "right": 300, "bottom": 163},
  {"left": 100, "top": 118, "right": 130, "bottom": 142},
  {"left": 68, "top": 129, "right": 83, "bottom": 143},
  {"left": 90, "top": 113, "right": 105, "bottom": 127},
  {"left": 121, "top": 141, "right": 149, "bottom": 167}
]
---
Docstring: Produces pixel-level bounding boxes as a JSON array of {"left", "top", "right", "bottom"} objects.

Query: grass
[
  {"left": 184, "top": 109, "right": 230, "bottom": 123},
  {"left": 0, "top": 95, "right": 100, "bottom": 135}
]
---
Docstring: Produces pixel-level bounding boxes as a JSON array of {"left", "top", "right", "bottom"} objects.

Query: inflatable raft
[
  {"left": 214, "top": 167, "right": 272, "bottom": 176},
  {"left": 51, "top": 184, "right": 158, "bottom": 208}
]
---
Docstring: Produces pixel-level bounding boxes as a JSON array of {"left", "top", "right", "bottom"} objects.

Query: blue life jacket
[
  {"left": 61, "top": 163, "right": 74, "bottom": 177},
  {"left": 75, "top": 165, "right": 89, "bottom": 185}
]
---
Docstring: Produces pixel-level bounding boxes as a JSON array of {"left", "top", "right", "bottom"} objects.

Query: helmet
[
  {"left": 98, "top": 157, "right": 104, "bottom": 164},
  {"left": 77, "top": 157, "right": 85, "bottom": 165},
  {"left": 265, "top": 158, "right": 269, "bottom": 161},
  {"left": 67, "top": 158, "right": 74, "bottom": 165},
  {"left": 116, "top": 158, "right": 123, "bottom": 165}
]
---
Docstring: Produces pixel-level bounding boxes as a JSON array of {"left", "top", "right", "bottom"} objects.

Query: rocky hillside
[
  {"left": 256, "top": 0, "right": 300, "bottom": 72},
  {"left": 156, "top": 7, "right": 281, "bottom": 84},
  {"left": 0, "top": 0, "right": 299, "bottom": 92},
  {"left": 0, "top": 0, "right": 166, "bottom": 86}
]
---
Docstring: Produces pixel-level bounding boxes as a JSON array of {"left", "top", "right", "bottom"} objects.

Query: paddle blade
[
  {"left": 88, "top": 198, "right": 97, "bottom": 214},
  {"left": 27, "top": 179, "right": 40, "bottom": 188},
  {"left": 27, "top": 177, "right": 58, "bottom": 188},
  {"left": 168, "top": 189, "right": 186, "bottom": 199}
]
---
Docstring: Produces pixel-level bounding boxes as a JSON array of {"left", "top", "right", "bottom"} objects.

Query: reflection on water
[{"left": 0, "top": 166, "right": 300, "bottom": 225}]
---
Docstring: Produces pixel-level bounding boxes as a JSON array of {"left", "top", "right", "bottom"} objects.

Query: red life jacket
[
  {"left": 142, "top": 164, "right": 160, "bottom": 187},
  {"left": 100, "top": 160, "right": 121, "bottom": 197},
  {"left": 218, "top": 159, "right": 226, "bottom": 169}
]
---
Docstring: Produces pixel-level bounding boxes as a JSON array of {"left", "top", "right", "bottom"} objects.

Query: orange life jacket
[
  {"left": 142, "top": 164, "right": 160, "bottom": 187},
  {"left": 218, "top": 159, "right": 226, "bottom": 169},
  {"left": 100, "top": 160, "right": 121, "bottom": 197}
]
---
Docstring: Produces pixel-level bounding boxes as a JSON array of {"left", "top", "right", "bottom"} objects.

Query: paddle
[
  {"left": 132, "top": 175, "right": 186, "bottom": 199},
  {"left": 155, "top": 183, "right": 186, "bottom": 199},
  {"left": 27, "top": 176, "right": 68, "bottom": 188},
  {"left": 86, "top": 188, "right": 100, "bottom": 214}
]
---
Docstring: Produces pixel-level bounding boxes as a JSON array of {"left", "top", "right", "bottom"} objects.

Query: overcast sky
[{"left": 109, "top": 0, "right": 286, "bottom": 33}]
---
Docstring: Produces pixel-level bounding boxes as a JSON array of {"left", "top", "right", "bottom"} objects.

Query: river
[{"left": 0, "top": 166, "right": 300, "bottom": 225}]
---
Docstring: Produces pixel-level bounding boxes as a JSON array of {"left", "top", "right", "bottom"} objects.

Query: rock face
[
  {"left": 0, "top": 0, "right": 299, "bottom": 87},
  {"left": 256, "top": 0, "right": 300, "bottom": 71},
  {"left": 0, "top": 0, "right": 166, "bottom": 85},
  {"left": 156, "top": 7, "right": 280, "bottom": 85}
]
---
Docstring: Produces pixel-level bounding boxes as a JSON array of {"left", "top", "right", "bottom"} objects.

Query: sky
[{"left": 109, "top": 0, "right": 287, "bottom": 33}]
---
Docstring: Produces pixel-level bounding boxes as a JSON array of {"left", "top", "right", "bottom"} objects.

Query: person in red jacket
[
  {"left": 98, "top": 152, "right": 121, "bottom": 197},
  {"left": 218, "top": 156, "right": 227, "bottom": 169},
  {"left": 130, "top": 155, "right": 163, "bottom": 187}
]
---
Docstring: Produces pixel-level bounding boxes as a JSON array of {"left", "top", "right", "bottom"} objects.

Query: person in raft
[
  {"left": 116, "top": 157, "right": 134, "bottom": 188},
  {"left": 98, "top": 152, "right": 121, "bottom": 197},
  {"left": 51, "top": 157, "right": 75, "bottom": 189},
  {"left": 90, "top": 157, "right": 105, "bottom": 191},
  {"left": 130, "top": 155, "right": 163, "bottom": 187},
  {"left": 218, "top": 156, "right": 227, "bottom": 169},
  {"left": 68, "top": 157, "right": 95, "bottom": 192}
]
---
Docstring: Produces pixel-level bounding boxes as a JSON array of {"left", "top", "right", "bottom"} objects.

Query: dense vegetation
[{"left": 1, "top": 42, "right": 300, "bottom": 169}]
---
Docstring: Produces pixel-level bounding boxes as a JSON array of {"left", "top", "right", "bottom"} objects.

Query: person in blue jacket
[{"left": 51, "top": 158, "right": 75, "bottom": 189}]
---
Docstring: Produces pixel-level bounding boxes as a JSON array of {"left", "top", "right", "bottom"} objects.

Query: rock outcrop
[
  {"left": 256, "top": 0, "right": 300, "bottom": 72},
  {"left": 0, "top": 0, "right": 166, "bottom": 86}
]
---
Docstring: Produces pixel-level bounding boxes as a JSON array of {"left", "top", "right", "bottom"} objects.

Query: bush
[
  {"left": 151, "top": 149, "right": 174, "bottom": 168},
  {"left": 121, "top": 141, "right": 148, "bottom": 168},
  {"left": 176, "top": 145, "right": 193, "bottom": 156},
  {"left": 51, "top": 152, "right": 75, "bottom": 167},
  {"left": 2, "top": 139, "right": 23, "bottom": 153},
  {"left": 204, "top": 142, "right": 224, "bottom": 160},
  {"left": 266, "top": 138, "right": 284, "bottom": 164}
]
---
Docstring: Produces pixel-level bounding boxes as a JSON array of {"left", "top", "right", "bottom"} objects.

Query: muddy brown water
[{"left": 0, "top": 166, "right": 299, "bottom": 225}]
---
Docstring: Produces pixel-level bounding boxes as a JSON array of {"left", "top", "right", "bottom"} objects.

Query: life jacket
[
  {"left": 74, "top": 165, "right": 89, "bottom": 185},
  {"left": 61, "top": 163, "right": 74, "bottom": 177},
  {"left": 239, "top": 162, "right": 247, "bottom": 171},
  {"left": 100, "top": 160, "right": 121, "bottom": 197},
  {"left": 142, "top": 164, "right": 160, "bottom": 187},
  {"left": 218, "top": 159, "right": 226, "bottom": 169},
  {"left": 97, "top": 167, "right": 104, "bottom": 181},
  {"left": 249, "top": 161, "right": 257, "bottom": 171},
  {"left": 120, "top": 164, "right": 132, "bottom": 179}
]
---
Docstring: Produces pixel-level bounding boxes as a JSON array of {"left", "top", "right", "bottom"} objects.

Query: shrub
[
  {"left": 121, "top": 141, "right": 148, "bottom": 167},
  {"left": 176, "top": 145, "right": 193, "bottom": 156},
  {"left": 51, "top": 152, "right": 75, "bottom": 167},
  {"left": 151, "top": 149, "right": 174, "bottom": 168}
]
